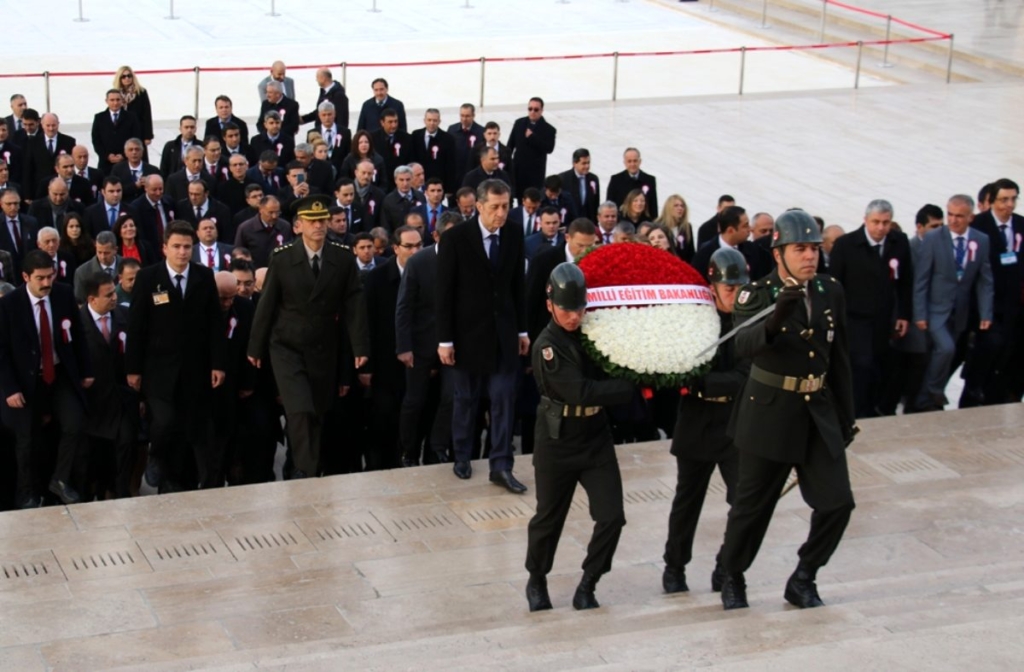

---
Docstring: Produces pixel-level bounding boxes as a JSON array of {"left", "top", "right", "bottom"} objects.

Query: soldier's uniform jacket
[
  {"left": 532, "top": 320, "right": 634, "bottom": 471},
  {"left": 729, "top": 269, "right": 855, "bottom": 463},
  {"left": 671, "top": 309, "right": 750, "bottom": 461},
  {"left": 248, "top": 239, "right": 369, "bottom": 416}
]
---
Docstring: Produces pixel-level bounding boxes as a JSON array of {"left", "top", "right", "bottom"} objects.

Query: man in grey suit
[
  {"left": 257, "top": 61, "right": 295, "bottom": 102},
  {"left": 73, "top": 232, "right": 120, "bottom": 304},
  {"left": 913, "top": 194, "right": 994, "bottom": 411}
]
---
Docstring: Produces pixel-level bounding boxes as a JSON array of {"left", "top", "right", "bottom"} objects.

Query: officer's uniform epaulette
[
  {"left": 329, "top": 241, "right": 352, "bottom": 252},
  {"left": 272, "top": 240, "right": 299, "bottom": 254}
]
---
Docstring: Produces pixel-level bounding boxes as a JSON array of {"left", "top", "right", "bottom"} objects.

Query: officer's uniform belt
[
  {"left": 750, "top": 365, "right": 826, "bottom": 393},
  {"left": 541, "top": 397, "right": 602, "bottom": 417}
]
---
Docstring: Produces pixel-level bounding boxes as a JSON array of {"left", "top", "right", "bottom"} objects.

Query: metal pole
[
  {"left": 946, "top": 33, "right": 955, "bottom": 83},
  {"left": 166, "top": 0, "right": 178, "bottom": 19},
  {"left": 854, "top": 41, "right": 863, "bottom": 89},
  {"left": 738, "top": 46, "right": 746, "bottom": 95},
  {"left": 341, "top": 62, "right": 347, "bottom": 90},
  {"left": 612, "top": 52, "right": 620, "bottom": 102},
  {"left": 819, "top": 0, "right": 827, "bottom": 42},
  {"left": 43, "top": 72, "right": 51, "bottom": 113},
  {"left": 73, "top": 0, "right": 88, "bottom": 22},
  {"left": 479, "top": 57, "right": 486, "bottom": 109},
  {"left": 193, "top": 67, "right": 201, "bottom": 120},
  {"left": 880, "top": 15, "right": 893, "bottom": 67},
  {"left": 268, "top": 0, "right": 280, "bottom": 17},
  {"left": 463, "top": 0, "right": 473, "bottom": 7},
  {"left": 760, "top": 0, "right": 771, "bottom": 29},
  {"left": 709, "top": 0, "right": 717, "bottom": 13},
  {"left": 368, "top": 0, "right": 380, "bottom": 12}
]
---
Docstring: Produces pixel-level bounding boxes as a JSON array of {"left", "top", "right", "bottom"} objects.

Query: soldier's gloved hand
[{"left": 765, "top": 284, "right": 805, "bottom": 337}]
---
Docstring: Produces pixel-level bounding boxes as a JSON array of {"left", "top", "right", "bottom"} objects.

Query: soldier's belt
[
  {"left": 750, "top": 366, "right": 827, "bottom": 393},
  {"left": 562, "top": 405, "right": 602, "bottom": 417},
  {"left": 697, "top": 392, "right": 731, "bottom": 403}
]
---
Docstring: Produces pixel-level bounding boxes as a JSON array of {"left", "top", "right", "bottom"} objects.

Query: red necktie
[
  {"left": 38, "top": 300, "right": 55, "bottom": 385},
  {"left": 207, "top": 247, "right": 215, "bottom": 268},
  {"left": 429, "top": 209, "right": 437, "bottom": 232},
  {"left": 100, "top": 314, "right": 110, "bottom": 341},
  {"left": 154, "top": 205, "right": 165, "bottom": 241}
]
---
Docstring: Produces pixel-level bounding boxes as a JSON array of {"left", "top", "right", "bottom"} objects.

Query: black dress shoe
[
  {"left": 402, "top": 457, "right": 418, "bottom": 468},
  {"left": 48, "top": 479, "right": 80, "bottom": 505},
  {"left": 572, "top": 572, "right": 601, "bottom": 610},
  {"left": 711, "top": 563, "right": 726, "bottom": 592},
  {"left": 784, "top": 567, "right": 825, "bottom": 608},
  {"left": 662, "top": 566, "right": 688, "bottom": 593},
  {"left": 526, "top": 575, "right": 553, "bottom": 612},
  {"left": 720, "top": 573, "right": 749, "bottom": 610},
  {"left": 18, "top": 496, "right": 42, "bottom": 509},
  {"left": 453, "top": 461, "right": 472, "bottom": 479},
  {"left": 490, "top": 469, "right": 527, "bottom": 494},
  {"left": 144, "top": 457, "right": 162, "bottom": 488},
  {"left": 290, "top": 469, "right": 309, "bottom": 480},
  {"left": 433, "top": 450, "right": 452, "bottom": 464}
]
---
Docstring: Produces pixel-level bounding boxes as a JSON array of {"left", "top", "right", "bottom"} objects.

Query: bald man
[
  {"left": 257, "top": 60, "right": 295, "bottom": 102},
  {"left": 301, "top": 68, "right": 349, "bottom": 130}
]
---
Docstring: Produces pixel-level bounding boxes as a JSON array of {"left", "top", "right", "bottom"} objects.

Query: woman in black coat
[{"left": 114, "top": 65, "right": 154, "bottom": 162}]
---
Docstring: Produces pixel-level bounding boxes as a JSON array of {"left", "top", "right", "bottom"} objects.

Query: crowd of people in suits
[{"left": 0, "top": 59, "right": 1021, "bottom": 511}]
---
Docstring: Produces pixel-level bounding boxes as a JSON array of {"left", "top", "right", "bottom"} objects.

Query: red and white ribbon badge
[
  {"left": 169, "top": 209, "right": 175, "bottom": 220},
  {"left": 61, "top": 318, "right": 72, "bottom": 344},
  {"left": 276, "top": 143, "right": 283, "bottom": 156},
  {"left": 278, "top": 108, "right": 286, "bottom": 119},
  {"left": 276, "top": 234, "right": 284, "bottom": 246},
  {"left": 368, "top": 199, "right": 376, "bottom": 215},
  {"left": 224, "top": 254, "right": 232, "bottom": 266},
  {"left": 968, "top": 239, "right": 978, "bottom": 263},
  {"left": 589, "top": 180, "right": 596, "bottom": 194},
  {"left": 586, "top": 284, "right": 715, "bottom": 308},
  {"left": 889, "top": 257, "right": 899, "bottom": 280},
  {"left": 394, "top": 142, "right": 401, "bottom": 157},
  {"left": 118, "top": 331, "right": 127, "bottom": 354},
  {"left": 431, "top": 146, "right": 439, "bottom": 160},
  {"left": 1016, "top": 233, "right": 1022, "bottom": 254},
  {"left": 469, "top": 135, "right": 476, "bottom": 147},
  {"left": 641, "top": 184, "right": 649, "bottom": 195},
  {"left": 227, "top": 316, "right": 238, "bottom": 339},
  {"left": 59, "top": 260, "right": 67, "bottom": 277},
  {"left": 334, "top": 134, "right": 342, "bottom": 148}
]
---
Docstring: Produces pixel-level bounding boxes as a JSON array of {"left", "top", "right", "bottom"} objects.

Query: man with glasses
[{"left": 507, "top": 97, "right": 557, "bottom": 201}]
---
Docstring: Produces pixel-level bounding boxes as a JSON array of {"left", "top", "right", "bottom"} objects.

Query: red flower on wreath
[{"left": 577, "top": 242, "right": 707, "bottom": 290}]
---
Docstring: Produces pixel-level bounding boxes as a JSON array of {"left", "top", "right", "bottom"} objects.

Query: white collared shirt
[
  {"left": 87, "top": 305, "right": 111, "bottom": 337},
  {"left": 864, "top": 227, "right": 884, "bottom": 254},
  {"left": 564, "top": 243, "right": 575, "bottom": 263},
  {"left": 303, "top": 242, "right": 324, "bottom": 269},
  {"left": 993, "top": 213, "right": 1013, "bottom": 248},
  {"left": 479, "top": 220, "right": 500, "bottom": 256},
  {"left": 199, "top": 243, "right": 219, "bottom": 269},
  {"left": 718, "top": 235, "right": 737, "bottom": 251},
  {"left": 166, "top": 262, "right": 189, "bottom": 294}
]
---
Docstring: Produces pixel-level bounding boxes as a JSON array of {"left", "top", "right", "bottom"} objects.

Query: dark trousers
[
  {"left": 148, "top": 390, "right": 215, "bottom": 491},
  {"left": 526, "top": 457, "right": 625, "bottom": 577},
  {"left": 516, "top": 364, "right": 539, "bottom": 456},
  {"left": 84, "top": 432, "right": 135, "bottom": 499},
  {"left": 451, "top": 365, "right": 517, "bottom": 471},
  {"left": 10, "top": 368, "right": 83, "bottom": 503},
  {"left": 430, "top": 367, "right": 454, "bottom": 461},
  {"left": 320, "top": 393, "right": 365, "bottom": 476},
  {"left": 663, "top": 451, "right": 738, "bottom": 571},
  {"left": 398, "top": 359, "right": 440, "bottom": 464},
  {"left": 878, "top": 350, "right": 929, "bottom": 414},
  {"left": 365, "top": 378, "right": 403, "bottom": 471},
  {"left": 720, "top": 428, "right": 854, "bottom": 575},
  {"left": 848, "top": 316, "right": 898, "bottom": 418},
  {"left": 286, "top": 411, "right": 323, "bottom": 476}
]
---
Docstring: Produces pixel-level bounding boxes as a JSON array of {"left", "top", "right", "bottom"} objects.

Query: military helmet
[
  {"left": 547, "top": 262, "right": 588, "bottom": 311},
  {"left": 771, "top": 209, "right": 823, "bottom": 248},
  {"left": 707, "top": 247, "right": 750, "bottom": 286}
]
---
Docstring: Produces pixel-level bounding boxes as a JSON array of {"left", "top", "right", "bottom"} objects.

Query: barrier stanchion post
[
  {"left": 479, "top": 57, "right": 486, "bottom": 109},
  {"left": 166, "top": 0, "right": 178, "bottom": 19},
  {"left": 463, "top": 0, "right": 473, "bottom": 8},
  {"left": 819, "top": 0, "right": 827, "bottom": 42},
  {"left": 612, "top": 51, "right": 619, "bottom": 102},
  {"left": 43, "top": 72, "right": 51, "bottom": 113},
  {"left": 761, "top": 0, "right": 771, "bottom": 29},
  {"left": 368, "top": 0, "right": 381, "bottom": 12},
  {"left": 73, "top": 0, "right": 89, "bottom": 22},
  {"left": 193, "top": 67, "right": 201, "bottom": 119},
  {"left": 341, "top": 62, "right": 347, "bottom": 90},
  {"left": 854, "top": 41, "right": 863, "bottom": 89},
  {"left": 738, "top": 47, "right": 746, "bottom": 95},
  {"left": 879, "top": 15, "right": 893, "bottom": 67},
  {"left": 946, "top": 33, "right": 955, "bottom": 83},
  {"left": 268, "top": 0, "right": 280, "bottom": 16},
  {"left": 709, "top": 0, "right": 718, "bottom": 13}
]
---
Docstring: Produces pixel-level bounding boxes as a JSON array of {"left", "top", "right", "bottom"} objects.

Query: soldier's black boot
[
  {"left": 720, "top": 573, "right": 749, "bottom": 610},
  {"left": 526, "top": 574, "right": 552, "bottom": 612},
  {"left": 662, "top": 566, "right": 688, "bottom": 594},
  {"left": 711, "top": 562, "right": 726, "bottom": 593},
  {"left": 784, "top": 565, "right": 824, "bottom": 608},
  {"left": 572, "top": 572, "right": 601, "bottom": 610}
]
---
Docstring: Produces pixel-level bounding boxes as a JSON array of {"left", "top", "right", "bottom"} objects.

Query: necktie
[
  {"left": 15, "top": 118, "right": 21, "bottom": 132},
  {"left": 132, "top": 169, "right": 139, "bottom": 182},
  {"left": 108, "top": 207, "right": 117, "bottom": 228},
  {"left": 998, "top": 224, "right": 1009, "bottom": 249},
  {"left": 874, "top": 242, "right": 883, "bottom": 258},
  {"left": 429, "top": 209, "right": 437, "bottom": 232},
  {"left": 112, "top": 112, "right": 119, "bottom": 124},
  {"left": 78, "top": 169, "right": 86, "bottom": 178},
  {"left": 99, "top": 314, "right": 110, "bottom": 342},
  {"left": 196, "top": 206, "right": 202, "bottom": 221},
  {"left": 8, "top": 219, "right": 19, "bottom": 252},
  {"left": 377, "top": 100, "right": 384, "bottom": 108},
  {"left": 527, "top": 214, "right": 535, "bottom": 233},
  {"left": 48, "top": 138, "right": 55, "bottom": 155},
  {"left": 311, "top": 254, "right": 321, "bottom": 278},
  {"left": 604, "top": 232, "right": 613, "bottom": 244},
  {"left": 189, "top": 174, "right": 198, "bottom": 183},
  {"left": 487, "top": 233, "right": 500, "bottom": 269},
  {"left": 173, "top": 273, "right": 184, "bottom": 299},
  {"left": 105, "top": 266, "right": 115, "bottom": 279},
  {"left": 955, "top": 236, "right": 966, "bottom": 270},
  {"left": 346, "top": 206, "right": 352, "bottom": 227},
  {"left": 325, "top": 130, "right": 333, "bottom": 147},
  {"left": 154, "top": 204, "right": 165, "bottom": 241},
  {"left": 38, "top": 300, "right": 55, "bottom": 385},
  {"left": 388, "top": 135, "right": 394, "bottom": 147},
  {"left": 579, "top": 175, "right": 586, "bottom": 206},
  {"left": 207, "top": 247, "right": 215, "bottom": 268}
]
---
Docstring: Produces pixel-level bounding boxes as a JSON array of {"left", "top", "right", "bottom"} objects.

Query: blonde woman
[
  {"left": 656, "top": 194, "right": 695, "bottom": 263},
  {"left": 114, "top": 66, "right": 153, "bottom": 150}
]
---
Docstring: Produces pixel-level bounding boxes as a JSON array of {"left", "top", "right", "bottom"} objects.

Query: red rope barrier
[{"left": 825, "top": 0, "right": 950, "bottom": 38}]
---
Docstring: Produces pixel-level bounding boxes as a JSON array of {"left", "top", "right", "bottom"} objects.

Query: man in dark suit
[
  {"left": 558, "top": 148, "right": 601, "bottom": 223},
  {"left": 540, "top": 175, "right": 578, "bottom": 225},
  {"left": 91, "top": 90, "right": 142, "bottom": 175},
  {"left": 233, "top": 195, "right": 292, "bottom": 269},
  {"left": 436, "top": 179, "right": 528, "bottom": 492},
  {"left": 0, "top": 124, "right": 26, "bottom": 186},
  {"left": 130, "top": 175, "right": 175, "bottom": 251},
  {"left": 73, "top": 232, "right": 120, "bottom": 303},
  {"left": 200, "top": 136, "right": 230, "bottom": 187},
  {"left": 248, "top": 195, "right": 369, "bottom": 479},
  {"left": 301, "top": 68, "right": 350, "bottom": 130},
  {"left": 310, "top": 102, "right": 352, "bottom": 177},
  {"left": 159, "top": 116, "right": 199, "bottom": 177},
  {"left": 524, "top": 206, "right": 564, "bottom": 262},
  {"left": 164, "top": 146, "right": 214, "bottom": 205},
  {"left": 0, "top": 187, "right": 38, "bottom": 282},
  {"left": 508, "top": 187, "right": 542, "bottom": 238},
  {"left": 126, "top": 221, "right": 227, "bottom": 491},
  {"left": 353, "top": 160, "right": 387, "bottom": 232},
  {"left": 697, "top": 195, "right": 736, "bottom": 249},
  {"left": 248, "top": 111, "right": 295, "bottom": 167},
  {"left": 691, "top": 205, "right": 771, "bottom": 281},
  {"left": 4, "top": 94, "right": 27, "bottom": 139},
  {"left": 332, "top": 178, "right": 364, "bottom": 234},
  {"left": 83, "top": 177, "right": 136, "bottom": 238},
  {"left": 22, "top": 113, "right": 76, "bottom": 200},
  {"left": 291, "top": 144, "right": 334, "bottom": 199},
  {"left": 110, "top": 138, "right": 160, "bottom": 202},
  {"left": 829, "top": 200, "right": 914, "bottom": 418},
  {"left": 462, "top": 146, "right": 512, "bottom": 194},
  {"left": 380, "top": 166, "right": 423, "bottom": 233},
  {"left": 46, "top": 154, "right": 93, "bottom": 207},
  {"left": 361, "top": 225, "right": 423, "bottom": 470},
  {"left": 217, "top": 154, "right": 253, "bottom": 216},
  {"left": 479, "top": 121, "right": 513, "bottom": 172},
  {"left": 606, "top": 147, "right": 658, "bottom": 212},
  {"left": 506, "top": 97, "right": 557, "bottom": 201},
  {"left": 192, "top": 218, "right": 235, "bottom": 272},
  {"left": 28, "top": 178, "right": 83, "bottom": 232},
  {"left": 447, "top": 103, "right": 486, "bottom": 188},
  {"left": 0, "top": 250, "right": 93, "bottom": 507},
  {"left": 969, "top": 177, "right": 1024, "bottom": 403},
  {"left": 13, "top": 108, "right": 41, "bottom": 150},
  {"left": 257, "top": 81, "right": 300, "bottom": 138},
  {"left": 913, "top": 194, "right": 994, "bottom": 411},
  {"left": 370, "top": 108, "right": 414, "bottom": 182},
  {"left": 203, "top": 96, "right": 251, "bottom": 151},
  {"left": 411, "top": 177, "right": 449, "bottom": 236},
  {"left": 411, "top": 109, "right": 458, "bottom": 197},
  {"left": 396, "top": 212, "right": 460, "bottom": 466},
  {"left": 80, "top": 271, "right": 138, "bottom": 499},
  {"left": 35, "top": 226, "right": 77, "bottom": 286},
  {"left": 356, "top": 78, "right": 407, "bottom": 133},
  {"left": 177, "top": 180, "right": 234, "bottom": 244},
  {"left": 244, "top": 151, "right": 285, "bottom": 197}
]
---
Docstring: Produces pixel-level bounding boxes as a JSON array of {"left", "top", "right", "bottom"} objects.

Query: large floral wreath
[{"left": 576, "top": 243, "right": 721, "bottom": 388}]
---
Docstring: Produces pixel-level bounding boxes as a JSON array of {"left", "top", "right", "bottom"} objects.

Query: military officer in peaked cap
[
  {"left": 717, "top": 209, "right": 857, "bottom": 611},
  {"left": 525, "top": 263, "right": 635, "bottom": 613},
  {"left": 248, "top": 195, "right": 369, "bottom": 478}
]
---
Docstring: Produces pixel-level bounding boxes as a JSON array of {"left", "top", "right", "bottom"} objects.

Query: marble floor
[{"left": 0, "top": 403, "right": 1022, "bottom": 670}]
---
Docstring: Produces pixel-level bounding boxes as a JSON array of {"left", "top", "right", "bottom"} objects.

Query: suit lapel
[
  {"left": 937, "top": 227, "right": 956, "bottom": 278},
  {"left": 467, "top": 219, "right": 490, "bottom": 269},
  {"left": 310, "top": 244, "right": 332, "bottom": 300}
]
